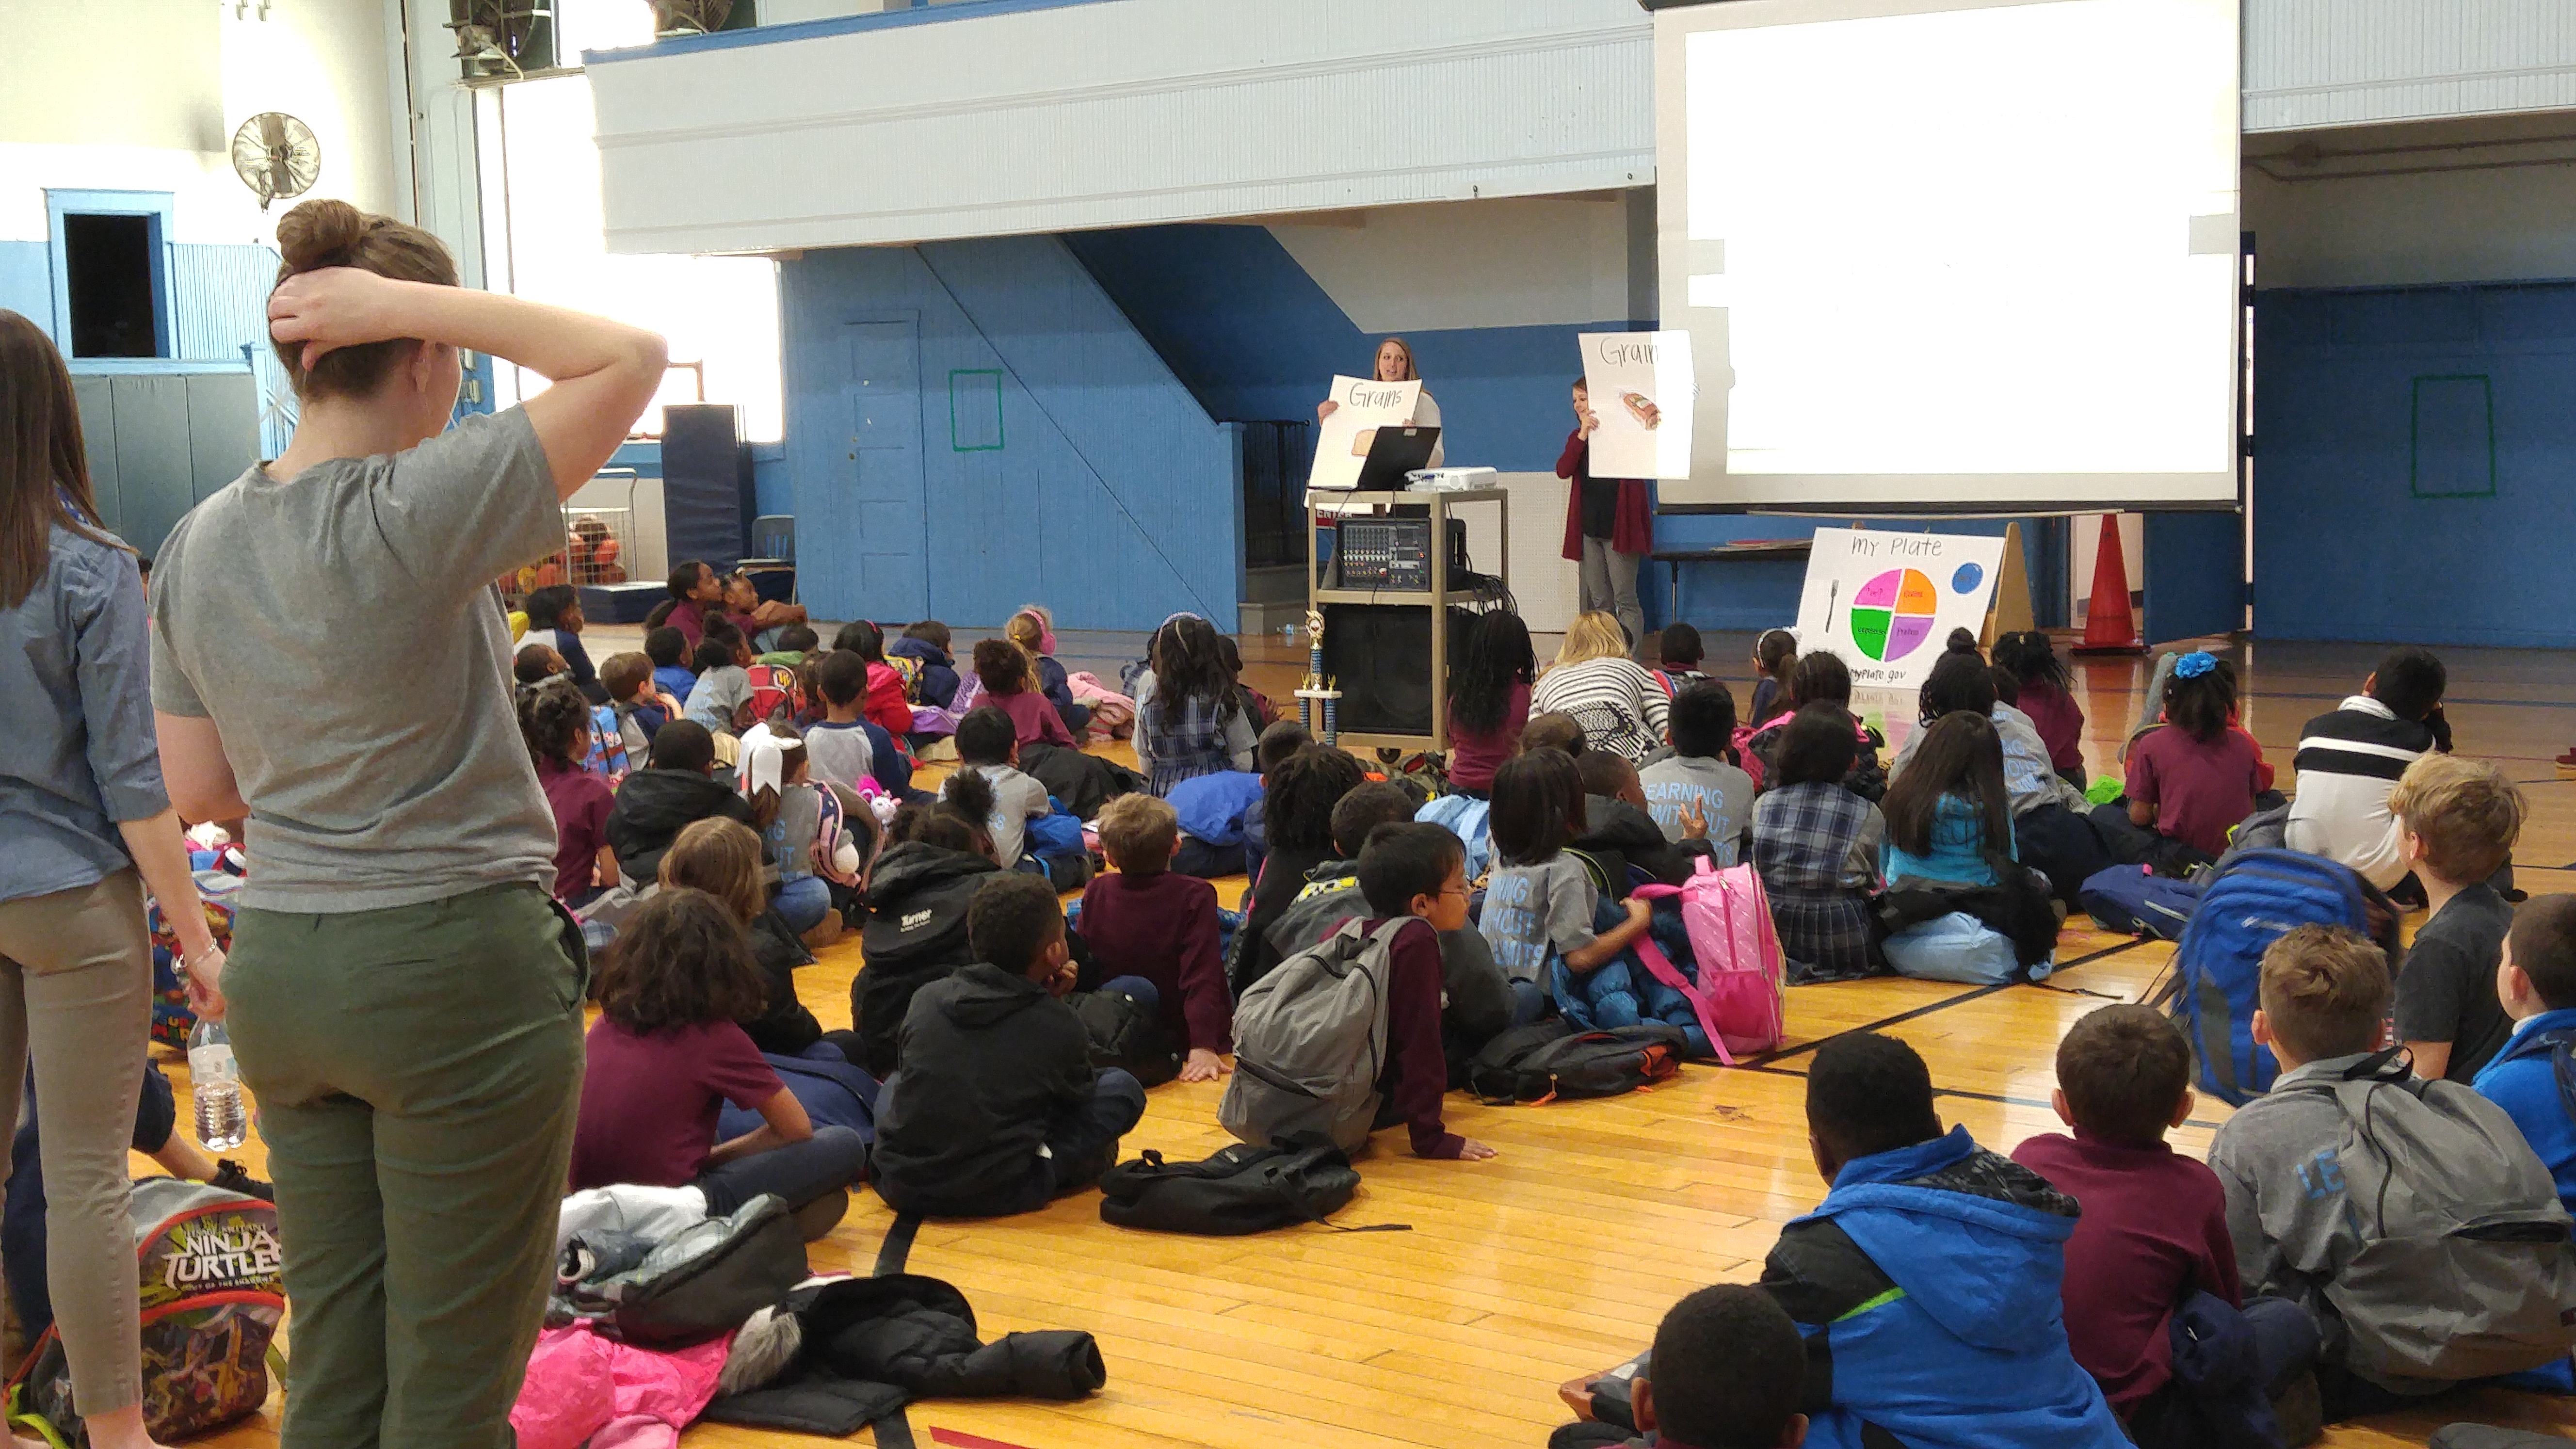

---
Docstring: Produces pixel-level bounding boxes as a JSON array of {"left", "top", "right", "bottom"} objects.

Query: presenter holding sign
[
  {"left": 1557, "top": 377, "right": 1651, "bottom": 652},
  {"left": 1319, "top": 337, "right": 1445, "bottom": 469}
]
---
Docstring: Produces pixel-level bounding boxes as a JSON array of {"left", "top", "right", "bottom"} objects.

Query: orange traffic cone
[{"left": 2073, "top": 515, "right": 2144, "bottom": 654}]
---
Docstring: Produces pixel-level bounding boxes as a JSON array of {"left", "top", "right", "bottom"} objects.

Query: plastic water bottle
[{"left": 189, "top": 1020, "right": 247, "bottom": 1152}]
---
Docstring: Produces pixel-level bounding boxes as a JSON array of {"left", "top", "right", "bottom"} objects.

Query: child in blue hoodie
[
  {"left": 1765, "top": 1032, "right": 2127, "bottom": 1449},
  {"left": 2477, "top": 894, "right": 2576, "bottom": 1211}
]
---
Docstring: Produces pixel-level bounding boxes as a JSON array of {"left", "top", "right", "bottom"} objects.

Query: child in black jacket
[{"left": 871, "top": 873, "right": 1147, "bottom": 1218}]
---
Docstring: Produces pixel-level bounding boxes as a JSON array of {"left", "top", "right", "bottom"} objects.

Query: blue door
[{"left": 809, "top": 318, "right": 928, "bottom": 623}]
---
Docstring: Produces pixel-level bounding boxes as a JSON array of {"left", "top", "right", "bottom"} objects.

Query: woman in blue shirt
[{"left": 0, "top": 309, "right": 224, "bottom": 1449}]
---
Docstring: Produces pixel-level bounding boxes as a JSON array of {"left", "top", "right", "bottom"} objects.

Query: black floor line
[
  {"left": 1728, "top": 1060, "right": 2225, "bottom": 1131},
  {"left": 1750, "top": 940, "right": 2151, "bottom": 1067}
]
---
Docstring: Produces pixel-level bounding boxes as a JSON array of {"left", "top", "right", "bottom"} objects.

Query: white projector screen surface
[{"left": 1655, "top": 0, "right": 2242, "bottom": 510}]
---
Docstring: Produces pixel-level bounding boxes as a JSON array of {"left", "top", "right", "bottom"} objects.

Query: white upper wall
[
  {"left": 2246, "top": 0, "right": 2576, "bottom": 133},
  {"left": 584, "top": 0, "right": 1653, "bottom": 255},
  {"left": 1270, "top": 195, "right": 1647, "bottom": 333},
  {"left": 2245, "top": 113, "right": 2576, "bottom": 287},
  {"left": 0, "top": 0, "right": 399, "bottom": 244}
]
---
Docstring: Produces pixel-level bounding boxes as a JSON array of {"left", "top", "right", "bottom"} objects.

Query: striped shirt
[
  {"left": 1530, "top": 657, "right": 1671, "bottom": 765},
  {"left": 2284, "top": 694, "right": 2433, "bottom": 890}
]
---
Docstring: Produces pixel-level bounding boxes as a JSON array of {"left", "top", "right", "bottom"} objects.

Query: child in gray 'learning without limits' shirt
[
  {"left": 1477, "top": 749, "right": 1653, "bottom": 985},
  {"left": 1640, "top": 681, "right": 1755, "bottom": 864}
]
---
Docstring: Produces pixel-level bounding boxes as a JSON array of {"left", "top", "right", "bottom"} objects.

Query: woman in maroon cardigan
[{"left": 1557, "top": 377, "right": 1653, "bottom": 651}]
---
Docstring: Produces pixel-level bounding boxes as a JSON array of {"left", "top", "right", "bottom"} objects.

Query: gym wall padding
[{"left": 2253, "top": 281, "right": 2576, "bottom": 648}]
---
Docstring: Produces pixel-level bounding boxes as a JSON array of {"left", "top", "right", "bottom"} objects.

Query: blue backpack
[
  {"left": 2079, "top": 863, "right": 2206, "bottom": 940},
  {"left": 2162, "top": 849, "right": 2393, "bottom": 1106},
  {"left": 1418, "top": 796, "right": 1493, "bottom": 880}
]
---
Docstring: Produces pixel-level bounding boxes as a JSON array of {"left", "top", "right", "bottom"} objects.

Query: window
[
  {"left": 47, "top": 191, "right": 175, "bottom": 361},
  {"left": 480, "top": 72, "right": 783, "bottom": 440}
]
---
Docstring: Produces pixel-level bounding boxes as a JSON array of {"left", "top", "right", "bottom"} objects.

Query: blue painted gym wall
[
  {"left": 2254, "top": 281, "right": 2576, "bottom": 649},
  {"left": 778, "top": 235, "right": 1242, "bottom": 633}
]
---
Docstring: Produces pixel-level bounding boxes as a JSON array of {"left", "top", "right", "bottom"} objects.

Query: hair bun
[
  {"left": 1945, "top": 627, "right": 1981, "bottom": 654},
  {"left": 274, "top": 198, "right": 368, "bottom": 273}
]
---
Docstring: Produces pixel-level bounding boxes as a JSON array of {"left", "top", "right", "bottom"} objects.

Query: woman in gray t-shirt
[
  {"left": 1, "top": 311, "right": 226, "bottom": 1449},
  {"left": 148, "top": 200, "right": 664, "bottom": 1449}
]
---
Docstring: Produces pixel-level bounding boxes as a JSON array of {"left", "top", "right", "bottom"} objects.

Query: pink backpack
[{"left": 1630, "top": 858, "right": 1787, "bottom": 1065}]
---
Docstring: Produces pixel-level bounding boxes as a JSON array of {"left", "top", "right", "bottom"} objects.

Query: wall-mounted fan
[
  {"left": 649, "top": 0, "right": 735, "bottom": 35},
  {"left": 230, "top": 113, "right": 320, "bottom": 212}
]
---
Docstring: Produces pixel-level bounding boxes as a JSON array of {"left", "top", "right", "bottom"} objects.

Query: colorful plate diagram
[{"left": 1850, "top": 567, "right": 1939, "bottom": 662}]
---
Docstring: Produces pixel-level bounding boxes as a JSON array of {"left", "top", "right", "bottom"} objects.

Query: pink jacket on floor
[{"left": 512, "top": 1322, "right": 733, "bottom": 1449}]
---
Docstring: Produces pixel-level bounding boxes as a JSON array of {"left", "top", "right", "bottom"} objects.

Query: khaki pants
[
  {"left": 227, "top": 882, "right": 584, "bottom": 1449},
  {"left": 0, "top": 871, "right": 151, "bottom": 1416}
]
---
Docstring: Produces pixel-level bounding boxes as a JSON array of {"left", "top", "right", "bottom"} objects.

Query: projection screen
[{"left": 1654, "top": 0, "right": 2242, "bottom": 511}]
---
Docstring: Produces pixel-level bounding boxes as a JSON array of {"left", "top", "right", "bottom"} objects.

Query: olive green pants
[{"left": 227, "top": 882, "right": 584, "bottom": 1449}]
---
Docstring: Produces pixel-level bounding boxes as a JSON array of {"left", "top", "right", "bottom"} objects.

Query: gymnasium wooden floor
[{"left": 189, "top": 632, "right": 2576, "bottom": 1447}]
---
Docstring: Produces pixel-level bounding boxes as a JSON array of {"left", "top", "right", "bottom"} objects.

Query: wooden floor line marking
[{"left": 1750, "top": 939, "right": 2147, "bottom": 1067}]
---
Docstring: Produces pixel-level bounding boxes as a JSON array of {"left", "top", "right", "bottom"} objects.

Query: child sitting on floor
[
  {"left": 2286, "top": 646, "right": 2449, "bottom": 892},
  {"left": 807, "top": 649, "right": 914, "bottom": 802},
  {"left": 522, "top": 679, "right": 617, "bottom": 906},
  {"left": 831, "top": 620, "right": 923, "bottom": 738},
  {"left": 1521, "top": 711, "right": 1588, "bottom": 759},
  {"left": 1234, "top": 745, "right": 1370, "bottom": 994},
  {"left": 1447, "top": 611, "right": 1536, "bottom": 800},
  {"left": 517, "top": 584, "right": 601, "bottom": 700},
  {"left": 684, "top": 634, "right": 755, "bottom": 736},
  {"left": 659, "top": 817, "right": 826, "bottom": 1059},
  {"left": 1748, "top": 628, "right": 1798, "bottom": 731},
  {"left": 757, "top": 623, "right": 819, "bottom": 667},
  {"left": 1640, "top": 682, "right": 1754, "bottom": 861},
  {"left": 1574, "top": 750, "right": 1712, "bottom": 887},
  {"left": 1755, "top": 1033, "right": 2127, "bottom": 1448},
  {"left": 1752, "top": 704, "right": 1885, "bottom": 982},
  {"left": 2119, "top": 651, "right": 2261, "bottom": 867},
  {"left": 1745, "top": 652, "right": 1885, "bottom": 799},
  {"left": 1550, "top": 1285, "right": 1809, "bottom": 1449},
  {"left": 646, "top": 624, "right": 697, "bottom": 705},
  {"left": 1652, "top": 622, "right": 1713, "bottom": 697},
  {"left": 1077, "top": 795, "right": 1230, "bottom": 1083},
  {"left": 1270, "top": 782, "right": 1524, "bottom": 1043},
  {"left": 970, "top": 637, "right": 1076, "bottom": 750},
  {"left": 2478, "top": 894, "right": 2576, "bottom": 1211},
  {"left": 889, "top": 620, "right": 961, "bottom": 710},
  {"left": 1348, "top": 822, "right": 1497, "bottom": 1161},
  {"left": 949, "top": 706, "right": 1053, "bottom": 875},
  {"left": 568, "top": 889, "right": 870, "bottom": 1238},
  {"left": 2388, "top": 753, "right": 2525, "bottom": 1082},
  {"left": 872, "top": 874, "right": 1150, "bottom": 1217},
  {"left": 600, "top": 650, "right": 676, "bottom": 760},
  {"left": 2011, "top": 1005, "right": 2317, "bottom": 1445},
  {"left": 739, "top": 724, "right": 840, "bottom": 947},
  {"left": 605, "top": 720, "right": 761, "bottom": 886},
  {"left": 1006, "top": 606, "right": 1091, "bottom": 737},
  {"left": 1995, "top": 629, "right": 2087, "bottom": 789},
  {"left": 1481, "top": 749, "right": 1653, "bottom": 995},
  {"left": 2204, "top": 924, "right": 2573, "bottom": 1418},
  {"left": 1881, "top": 712, "right": 2016, "bottom": 888},
  {"left": 1134, "top": 615, "right": 1258, "bottom": 795}
]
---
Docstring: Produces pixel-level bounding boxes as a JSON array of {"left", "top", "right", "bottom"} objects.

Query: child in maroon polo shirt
[{"left": 2011, "top": 1005, "right": 2317, "bottom": 1446}]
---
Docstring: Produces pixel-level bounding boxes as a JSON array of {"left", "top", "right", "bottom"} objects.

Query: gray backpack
[
  {"left": 2288, "top": 1051, "right": 2576, "bottom": 1384},
  {"left": 1220, "top": 918, "right": 1408, "bottom": 1153}
]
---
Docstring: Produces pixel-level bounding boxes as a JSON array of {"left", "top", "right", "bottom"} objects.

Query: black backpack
[
  {"left": 1070, "top": 985, "right": 1182, "bottom": 1089},
  {"left": 1097, "top": 1138, "right": 1387, "bottom": 1235},
  {"left": 557, "top": 1194, "right": 812, "bottom": 1347},
  {"left": 1468, "top": 1020, "right": 1688, "bottom": 1104}
]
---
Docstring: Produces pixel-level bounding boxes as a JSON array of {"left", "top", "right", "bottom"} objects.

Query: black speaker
[
  {"left": 660, "top": 403, "right": 753, "bottom": 574},
  {"left": 1322, "top": 604, "right": 1480, "bottom": 738}
]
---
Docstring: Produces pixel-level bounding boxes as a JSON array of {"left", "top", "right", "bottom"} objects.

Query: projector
[{"left": 1405, "top": 468, "right": 1498, "bottom": 492}]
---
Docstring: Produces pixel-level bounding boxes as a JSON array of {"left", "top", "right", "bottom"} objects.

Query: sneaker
[{"left": 209, "top": 1159, "right": 274, "bottom": 1203}]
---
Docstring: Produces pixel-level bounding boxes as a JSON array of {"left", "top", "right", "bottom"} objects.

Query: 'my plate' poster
[
  {"left": 1306, "top": 376, "right": 1422, "bottom": 492},
  {"left": 1793, "top": 529, "right": 2006, "bottom": 690},
  {"left": 1579, "top": 331, "right": 1694, "bottom": 480}
]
